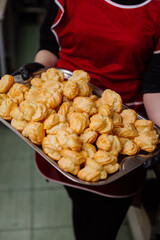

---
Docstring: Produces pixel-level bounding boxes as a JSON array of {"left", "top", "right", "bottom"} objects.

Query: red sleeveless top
[{"left": 52, "top": 0, "right": 160, "bottom": 108}]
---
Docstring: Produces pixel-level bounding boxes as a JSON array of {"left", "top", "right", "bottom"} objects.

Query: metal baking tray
[{"left": 1, "top": 68, "right": 160, "bottom": 186}]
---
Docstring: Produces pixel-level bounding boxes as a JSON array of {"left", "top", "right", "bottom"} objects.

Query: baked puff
[
  {"left": 58, "top": 149, "right": 86, "bottom": 175},
  {"left": 7, "top": 83, "right": 29, "bottom": 104},
  {"left": 119, "top": 138, "right": 140, "bottom": 155},
  {"left": 0, "top": 94, "right": 8, "bottom": 104},
  {"left": 19, "top": 100, "right": 48, "bottom": 122},
  {"left": 43, "top": 113, "right": 66, "bottom": 130},
  {"left": 0, "top": 98, "right": 17, "bottom": 120},
  {"left": 79, "top": 128, "right": 98, "bottom": 144},
  {"left": 89, "top": 113, "right": 113, "bottom": 134},
  {"left": 30, "top": 77, "right": 43, "bottom": 88},
  {"left": 96, "top": 134, "right": 122, "bottom": 156},
  {"left": 68, "top": 112, "right": 89, "bottom": 134},
  {"left": 77, "top": 158, "right": 107, "bottom": 182},
  {"left": 120, "top": 109, "right": 137, "bottom": 125},
  {"left": 56, "top": 128, "right": 82, "bottom": 151},
  {"left": 133, "top": 130, "right": 159, "bottom": 153},
  {"left": 72, "top": 70, "right": 90, "bottom": 83},
  {"left": 46, "top": 122, "right": 69, "bottom": 135},
  {"left": 22, "top": 122, "right": 45, "bottom": 145},
  {"left": 41, "top": 68, "right": 64, "bottom": 82},
  {"left": 75, "top": 78, "right": 90, "bottom": 97},
  {"left": 11, "top": 118, "right": 28, "bottom": 132},
  {"left": 103, "top": 162, "right": 120, "bottom": 174},
  {"left": 25, "top": 87, "right": 62, "bottom": 109},
  {"left": 63, "top": 79, "right": 79, "bottom": 100},
  {"left": 58, "top": 102, "right": 73, "bottom": 117},
  {"left": 112, "top": 112, "right": 123, "bottom": 127},
  {"left": 134, "top": 119, "right": 154, "bottom": 133},
  {"left": 10, "top": 106, "right": 24, "bottom": 120},
  {"left": 0, "top": 75, "right": 14, "bottom": 93},
  {"left": 94, "top": 150, "right": 117, "bottom": 165},
  {"left": 81, "top": 143, "right": 97, "bottom": 159},
  {"left": 42, "top": 134, "right": 62, "bottom": 161},
  {"left": 98, "top": 104, "right": 111, "bottom": 117},
  {"left": 99, "top": 89, "right": 122, "bottom": 113},
  {"left": 113, "top": 123, "right": 138, "bottom": 138},
  {"left": 73, "top": 96, "right": 97, "bottom": 116}
]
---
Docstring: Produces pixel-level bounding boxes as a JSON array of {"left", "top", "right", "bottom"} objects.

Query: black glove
[{"left": 12, "top": 62, "right": 44, "bottom": 80}]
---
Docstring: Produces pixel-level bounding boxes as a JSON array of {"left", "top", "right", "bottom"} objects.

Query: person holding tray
[{"left": 31, "top": 0, "right": 160, "bottom": 239}]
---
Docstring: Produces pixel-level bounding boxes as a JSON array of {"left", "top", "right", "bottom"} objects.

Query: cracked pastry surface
[
  {"left": 42, "top": 134, "right": 62, "bottom": 161},
  {"left": 89, "top": 113, "right": 113, "bottom": 134},
  {"left": 77, "top": 158, "right": 107, "bottom": 182},
  {"left": 134, "top": 119, "right": 154, "bottom": 133},
  {"left": 133, "top": 130, "right": 159, "bottom": 152},
  {"left": 96, "top": 134, "right": 122, "bottom": 156},
  {"left": 0, "top": 75, "right": 14, "bottom": 93},
  {"left": 0, "top": 98, "right": 17, "bottom": 120},
  {"left": 113, "top": 123, "right": 138, "bottom": 138},
  {"left": 73, "top": 96, "right": 97, "bottom": 116},
  {"left": 11, "top": 118, "right": 28, "bottom": 132},
  {"left": 22, "top": 122, "right": 45, "bottom": 145},
  {"left": 79, "top": 128, "right": 98, "bottom": 144},
  {"left": 120, "top": 109, "right": 137, "bottom": 125},
  {"left": 119, "top": 138, "right": 140, "bottom": 155},
  {"left": 7, "top": 83, "right": 29, "bottom": 104},
  {"left": 68, "top": 112, "right": 89, "bottom": 134}
]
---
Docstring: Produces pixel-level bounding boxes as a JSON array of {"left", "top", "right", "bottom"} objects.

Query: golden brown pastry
[
  {"left": 98, "top": 104, "right": 111, "bottom": 117},
  {"left": 99, "top": 89, "right": 122, "bottom": 113},
  {"left": 94, "top": 150, "right": 117, "bottom": 165},
  {"left": 30, "top": 77, "right": 43, "bottom": 88},
  {"left": 0, "top": 75, "right": 14, "bottom": 93},
  {"left": 134, "top": 119, "right": 154, "bottom": 133},
  {"left": 103, "top": 162, "right": 120, "bottom": 174},
  {"left": 68, "top": 112, "right": 89, "bottom": 134},
  {"left": 119, "top": 138, "right": 140, "bottom": 155},
  {"left": 56, "top": 128, "right": 82, "bottom": 151},
  {"left": 22, "top": 122, "right": 45, "bottom": 145},
  {"left": 0, "top": 94, "right": 8, "bottom": 104},
  {"left": 89, "top": 113, "right": 113, "bottom": 134},
  {"left": 46, "top": 122, "right": 69, "bottom": 135},
  {"left": 79, "top": 128, "right": 98, "bottom": 143},
  {"left": 58, "top": 149, "right": 86, "bottom": 175},
  {"left": 10, "top": 106, "right": 24, "bottom": 120},
  {"left": 42, "top": 134, "right": 62, "bottom": 161},
  {"left": 63, "top": 79, "right": 79, "bottom": 100},
  {"left": 75, "top": 78, "right": 90, "bottom": 97},
  {"left": 96, "top": 134, "right": 122, "bottom": 156},
  {"left": 7, "top": 83, "right": 29, "bottom": 104},
  {"left": 58, "top": 101, "right": 73, "bottom": 117},
  {"left": 113, "top": 123, "right": 138, "bottom": 138},
  {"left": 72, "top": 70, "right": 90, "bottom": 83},
  {"left": 25, "top": 87, "right": 62, "bottom": 109},
  {"left": 133, "top": 130, "right": 159, "bottom": 152},
  {"left": 77, "top": 158, "right": 107, "bottom": 182},
  {"left": 41, "top": 68, "right": 64, "bottom": 82},
  {"left": 43, "top": 113, "right": 66, "bottom": 130},
  {"left": 120, "top": 109, "right": 137, "bottom": 125},
  {"left": 19, "top": 100, "right": 48, "bottom": 122},
  {"left": 81, "top": 143, "right": 97, "bottom": 159},
  {"left": 0, "top": 98, "right": 17, "bottom": 120},
  {"left": 73, "top": 96, "right": 97, "bottom": 116},
  {"left": 112, "top": 112, "right": 123, "bottom": 127},
  {"left": 11, "top": 118, "right": 28, "bottom": 132}
]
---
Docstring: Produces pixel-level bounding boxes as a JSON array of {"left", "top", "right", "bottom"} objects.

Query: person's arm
[
  {"left": 142, "top": 53, "right": 160, "bottom": 126},
  {"left": 34, "top": 0, "right": 59, "bottom": 67},
  {"left": 34, "top": 49, "right": 58, "bottom": 67},
  {"left": 143, "top": 93, "right": 160, "bottom": 126}
]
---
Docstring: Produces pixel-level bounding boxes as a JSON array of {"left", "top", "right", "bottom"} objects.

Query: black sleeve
[
  {"left": 142, "top": 53, "right": 160, "bottom": 93},
  {"left": 38, "top": 0, "right": 59, "bottom": 57}
]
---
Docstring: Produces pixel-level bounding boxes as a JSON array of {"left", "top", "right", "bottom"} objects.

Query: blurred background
[{"left": 0, "top": 1, "right": 160, "bottom": 240}]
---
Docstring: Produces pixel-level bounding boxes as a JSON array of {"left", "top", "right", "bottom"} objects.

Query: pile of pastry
[{"left": 0, "top": 68, "right": 159, "bottom": 182}]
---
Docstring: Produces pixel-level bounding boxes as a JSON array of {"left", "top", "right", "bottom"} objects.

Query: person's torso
[{"left": 52, "top": 0, "right": 160, "bottom": 106}]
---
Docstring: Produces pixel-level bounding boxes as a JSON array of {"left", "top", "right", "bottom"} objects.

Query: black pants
[{"left": 65, "top": 186, "right": 133, "bottom": 240}]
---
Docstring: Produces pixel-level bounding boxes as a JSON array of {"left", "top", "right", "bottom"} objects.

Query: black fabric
[
  {"left": 39, "top": 0, "right": 59, "bottom": 57},
  {"left": 111, "top": 0, "right": 148, "bottom": 5},
  {"left": 65, "top": 186, "right": 133, "bottom": 240},
  {"left": 143, "top": 54, "right": 160, "bottom": 94}
]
